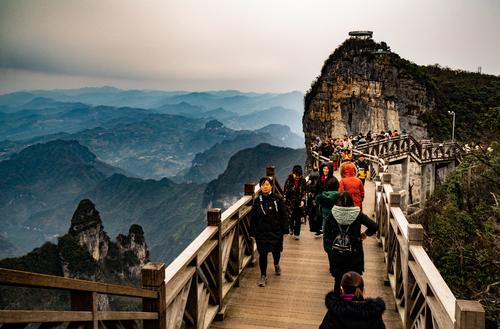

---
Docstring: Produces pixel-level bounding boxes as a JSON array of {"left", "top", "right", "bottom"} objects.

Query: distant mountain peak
[
  {"left": 12, "top": 139, "right": 96, "bottom": 163},
  {"left": 205, "top": 119, "right": 224, "bottom": 130},
  {"left": 69, "top": 199, "right": 103, "bottom": 235}
]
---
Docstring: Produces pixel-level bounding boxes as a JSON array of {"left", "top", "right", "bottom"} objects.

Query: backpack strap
[{"left": 258, "top": 195, "right": 278, "bottom": 215}]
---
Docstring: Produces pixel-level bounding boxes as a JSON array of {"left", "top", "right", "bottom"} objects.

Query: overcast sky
[{"left": 0, "top": 0, "right": 499, "bottom": 94}]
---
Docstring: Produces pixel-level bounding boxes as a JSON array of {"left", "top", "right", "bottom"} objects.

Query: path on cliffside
[{"left": 210, "top": 174, "right": 402, "bottom": 329}]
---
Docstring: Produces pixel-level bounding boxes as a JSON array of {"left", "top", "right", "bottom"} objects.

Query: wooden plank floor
[{"left": 211, "top": 177, "right": 403, "bottom": 329}]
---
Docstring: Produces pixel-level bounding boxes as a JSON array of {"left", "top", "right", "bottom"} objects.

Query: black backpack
[{"left": 332, "top": 220, "right": 353, "bottom": 254}]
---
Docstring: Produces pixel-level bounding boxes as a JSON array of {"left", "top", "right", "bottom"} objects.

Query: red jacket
[{"left": 339, "top": 163, "right": 365, "bottom": 208}]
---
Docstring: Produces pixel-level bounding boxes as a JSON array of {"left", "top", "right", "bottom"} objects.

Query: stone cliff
[
  {"left": 303, "top": 36, "right": 434, "bottom": 152},
  {"left": 0, "top": 198, "right": 149, "bottom": 310},
  {"left": 63, "top": 199, "right": 149, "bottom": 280}
]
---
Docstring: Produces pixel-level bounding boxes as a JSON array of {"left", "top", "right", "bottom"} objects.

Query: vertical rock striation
[{"left": 303, "top": 36, "right": 434, "bottom": 155}]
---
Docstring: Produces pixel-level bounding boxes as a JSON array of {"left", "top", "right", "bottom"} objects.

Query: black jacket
[
  {"left": 250, "top": 192, "right": 288, "bottom": 241},
  {"left": 323, "top": 206, "right": 378, "bottom": 276},
  {"left": 283, "top": 174, "right": 307, "bottom": 208},
  {"left": 316, "top": 162, "right": 339, "bottom": 194},
  {"left": 319, "top": 292, "right": 386, "bottom": 329}
]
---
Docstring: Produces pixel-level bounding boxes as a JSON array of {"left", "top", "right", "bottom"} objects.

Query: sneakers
[
  {"left": 289, "top": 229, "right": 294, "bottom": 236},
  {"left": 294, "top": 235, "right": 300, "bottom": 240},
  {"left": 274, "top": 264, "right": 281, "bottom": 275},
  {"left": 258, "top": 275, "right": 267, "bottom": 287},
  {"left": 314, "top": 232, "right": 323, "bottom": 238}
]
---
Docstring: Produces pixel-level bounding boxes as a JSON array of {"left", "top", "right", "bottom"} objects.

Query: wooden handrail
[
  {"left": 0, "top": 310, "right": 158, "bottom": 323},
  {"left": 355, "top": 134, "right": 465, "bottom": 165},
  {"left": 375, "top": 173, "right": 485, "bottom": 329},
  {"left": 0, "top": 268, "right": 158, "bottom": 299},
  {"left": 310, "top": 150, "right": 485, "bottom": 328}
]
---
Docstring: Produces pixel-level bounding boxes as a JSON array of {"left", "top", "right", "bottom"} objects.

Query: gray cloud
[{"left": 0, "top": 0, "right": 499, "bottom": 93}]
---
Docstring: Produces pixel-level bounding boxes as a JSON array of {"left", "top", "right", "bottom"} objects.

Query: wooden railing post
[
  {"left": 381, "top": 173, "right": 392, "bottom": 184},
  {"left": 207, "top": 208, "right": 223, "bottom": 317},
  {"left": 454, "top": 300, "right": 485, "bottom": 329},
  {"left": 142, "top": 262, "right": 166, "bottom": 329},
  {"left": 71, "top": 290, "right": 97, "bottom": 329},
  {"left": 244, "top": 182, "right": 257, "bottom": 266},
  {"left": 245, "top": 182, "right": 256, "bottom": 196},
  {"left": 404, "top": 224, "right": 423, "bottom": 328},
  {"left": 266, "top": 166, "right": 275, "bottom": 178},
  {"left": 390, "top": 192, "right": 402, "bottom": 207}
]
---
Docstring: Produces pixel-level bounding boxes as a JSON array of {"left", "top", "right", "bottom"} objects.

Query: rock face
[
  {"left": 69, "top": 199, "right": 109, "bottom": 262},
  {"left": 63, "top": 199, "right": 149, "bottom": 280},
  {"left": 116, "top": 224, "right": 149, "bottom": 277},
  {"left": 303, "top": 37, "right": 434, "bottom": 152}
]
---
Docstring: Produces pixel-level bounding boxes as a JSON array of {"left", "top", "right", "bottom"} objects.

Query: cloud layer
[{"left": 1, "top": 0, "right": 499, "bottom": 93}]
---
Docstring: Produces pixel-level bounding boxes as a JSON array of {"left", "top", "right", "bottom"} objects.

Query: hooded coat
[
  {"left": 319, "top": 292, "right": 386, "bottom": 329},
  {"left": 283, "top": 174, "right": 307, "bottom": 208},
  {"left": 316, "top": 162, "right": 339, "bottom": 195},
  {"left": 250, "top": 192, "right": 288, "bottom": 253},
  {"left": 321, "top": 203, "right": 378, "bottom": 276},
  {"left": 339, "top": 162, "right": 365, "bottom": 208},
  {"left": 316, "top": 191, "right": 340, "bottom": 249}
]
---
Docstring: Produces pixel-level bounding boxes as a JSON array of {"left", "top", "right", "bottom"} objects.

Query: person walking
[
  {"left": 322, "top": 192, "right": 378, "bottom": 294},
  {"left": 284, "top": 165, "right": 307, "bottom": 240},
  {"left": 339, "top": 161, "right": 364, "bottom": 209},
  {"left": 250, "top": 177, "right": 288, "bottom": 287},
  {"left": 313, "top": 162, "right": 339, "bottom": 237},
  {"left": 356, "top": 155, "right": 370, "bottom": 186},
  {"left": 319, "top": 271, "right": 386, "bottom": 329},
  {"left": 316, "top": 189, "right": 340, "bottom": 275}
]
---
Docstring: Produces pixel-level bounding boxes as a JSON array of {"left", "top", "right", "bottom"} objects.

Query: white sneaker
[{"left": 294, "top": 235, "right": 300, "bottom": 240}]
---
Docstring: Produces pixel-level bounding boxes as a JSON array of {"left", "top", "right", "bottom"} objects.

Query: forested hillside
[{"left": 412, "top": 143, "right": 500, "bottom": 329}]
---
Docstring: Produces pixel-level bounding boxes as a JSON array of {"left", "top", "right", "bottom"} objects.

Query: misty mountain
[
  {"left": 221, "top": 106, "right": 303, "bottom": 134},
  {"left": 0, "top": 140, "right": 125, "bottom": 256},
  {"left": 184, "top": 125, "right": 303, "bottom": 183},
  {"left": 0, "top": 87, "right": 303, "bottom": 115},
  {"left": 0, "top": 98, "right": 151, "bottom": 141},
  {"left": 0, "top": 115, "right": 303, "bottom": 180},
  {"left": 0, "top": 139, "right": 207, "bottom": 262},
  {"left": 29, "top": 174, "right": 207, "bottom": 263},
  {"left": 204, "top": 143, "right": 306, "bottom": 209},
  {"left": 155, "top": 102, "right": 238, "bottom": 121}
]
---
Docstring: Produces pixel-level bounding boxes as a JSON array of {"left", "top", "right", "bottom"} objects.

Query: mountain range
[
  {"left": 0, "top": 139, "right": 305, "bottom": 264},
  {"left": 0, "top": 87, "right": 306, "bottom": 265}
]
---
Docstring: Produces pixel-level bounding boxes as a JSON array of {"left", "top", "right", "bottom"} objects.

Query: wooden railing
[
  {"left": 0, "top": 267, "right": 159, "bottom": 328},
  {"left": 355, "top": 135, "right": 464, "bottom": 165},
  {"left": 310, "top": 150, "right": 485, "bottom": 328},
  {"left": 0, "top": 167, "right": 276, "bottom": 329},
  {"left": 375, "top": 173, "right": 484, "bottom": 329}
]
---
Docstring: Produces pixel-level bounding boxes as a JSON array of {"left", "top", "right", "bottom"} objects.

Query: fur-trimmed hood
[
  {"left": 331, "top": 206, "right": 360, "bottom": 226},
  {"left": 324, "top": 291, "right": 386, "bottom": 319}
]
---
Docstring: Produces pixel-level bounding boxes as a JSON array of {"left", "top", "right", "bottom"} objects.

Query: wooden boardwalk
[{"left": 210, "top": 178, "right": 403, "bottom": 329}]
